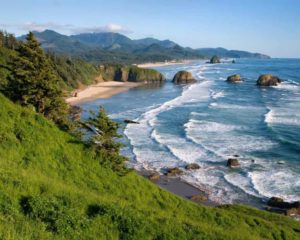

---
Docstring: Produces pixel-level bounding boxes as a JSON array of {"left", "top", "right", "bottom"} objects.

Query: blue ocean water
[{"left": 81, "top": 59, "right": 300, "bottom": 205}]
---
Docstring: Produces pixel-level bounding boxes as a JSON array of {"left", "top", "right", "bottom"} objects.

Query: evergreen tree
[
  {"left": 8, "top": 32, "right": 68, "bottom": 125},
  {"left": 84, "top": 106, "right": 128, "bottom": 174},
  {"left": 0, "top": 31, "right": 4, "bottom": 47}
]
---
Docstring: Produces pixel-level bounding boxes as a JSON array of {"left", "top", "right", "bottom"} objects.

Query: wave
[
  {"left": 265, "top": 107, "right": 300, "bottom": 126},
  {"left": 210, "top": 90, "right": 225, "bottom": 99},
  {"left": 185, "top": 119, "right": 276, "bottom": 159},
  {"left": 249, "top": 169, "right": 300, "bottom": 202},
  {"left": 151, "top": 129, "right": 207, "bottom": 164},
  {"left": 125, "top": 66, "right": 212, "bottom": 170},
  {"left": 274, "top": 82, "right": 299, "bottom": 91}
]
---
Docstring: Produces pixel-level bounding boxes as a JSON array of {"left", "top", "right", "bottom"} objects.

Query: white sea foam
[
  {"left": 249, "top": 169, "right": 300, "bottom": 202},
  {"left": 264, "top": 108, "right": 274, "bottom": 124},
  {"left": 274, "top": 82, "right": 299, "bottom": 91},
  {"left": 125, "top": 65, "right": 212, "bottom": 170},
  {"left": 185, "top": 119, "right": 276, "bottom": 159},
  {"left": 224, "top": 172, "right": 261, "bottom": 198},
  {"left": 151, "top": 130, "right": 207, "bottom": 164},
  {"left": 210, "top": 90, "right": 225, "bottom": 99},
  {"left": 265, "top": 107, "right": 300, "bottom": 126},
  {"left": 182, "top": 167, "right": 244, "bottom": 203}
]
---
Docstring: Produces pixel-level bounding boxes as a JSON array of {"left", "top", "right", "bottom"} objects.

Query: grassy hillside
[{"left": 0, "top": 93, "right": 299, "bottom": 239}]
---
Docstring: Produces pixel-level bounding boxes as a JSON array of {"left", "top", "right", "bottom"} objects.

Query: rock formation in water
[
  {"left": 227, "top": 158, "right": 240, "bottom": 167},
  {"left": 256, "top": 74, "right": 282, "bottom": 86},
  {"left": 99, "top": 64, "right": 165, "bottom": 83},
  {"left": 210, "top": 55, "right": 221, "bottom": 64},
  {"left": 227, "top": 74, "right": 242, "bottom": 83},
  {"left": 172, "top": 71, "right": 196, "bottom": 84}
]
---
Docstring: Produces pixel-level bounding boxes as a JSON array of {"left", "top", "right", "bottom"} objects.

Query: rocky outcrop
[
  {"left": 148, "top": 172, "right": 160, "bottom": 181},
  {"left": 172, "top": 71, "right": 196, "bottom": 84},
  {"left": 210, "top": 55, "right": 221, "bottom": 64},
  {"left": 124, "top": 119, "right": 139, "bottom": 124},
  {"left": 100, "top": 64, "right": 165, "bottom": 83},
  {"left": 267, "top": 197, "right": 300, "bottom": 209},
  {"left": 191, "top": 194, "right": 208, "bottom": 202},
  {"left": 165, "top": 167, "right": 183, "bottom": 177},
  {"left": 227, "top": 158, "right": 240, "bottom": 167},
  {"left": 256, "top": 74, "right": 282, "bottom": 86},
  {"left": 227, "top": 74, "right": 242, "bottom": 83},
  {"left": 185, "top": 163, "right": 201, "bottom": 170},
  {"left": 267, "top": 197, "right": 300, "bottom": 216}
]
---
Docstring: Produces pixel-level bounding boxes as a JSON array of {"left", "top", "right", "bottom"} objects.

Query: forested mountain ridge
[{"left": 18, "top": 30, "right": 270, "bottom": 64}]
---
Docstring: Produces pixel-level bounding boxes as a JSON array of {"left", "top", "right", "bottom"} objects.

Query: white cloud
[
  {"left": 0, "top": 22, "right": 132, "bottom": 35},
  {"left": 70, "top": 23, "right": 132, "bottom": 34}
]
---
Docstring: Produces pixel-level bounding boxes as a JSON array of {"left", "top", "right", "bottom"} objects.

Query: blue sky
[{"left": 1, "top": 0, "right": 299, "bottom": 57}]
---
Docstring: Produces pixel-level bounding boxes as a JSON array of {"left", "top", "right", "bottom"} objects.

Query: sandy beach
[
  {"left": 137, "top": 60, "right": 192, "bottom": 68},
  {"left": 66, "top": 81, "right": 143, "bottom": 105}
]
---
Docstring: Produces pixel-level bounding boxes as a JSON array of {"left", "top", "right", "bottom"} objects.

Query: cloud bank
[{"left": 0, "top": 22, "right": 132, "bottom": 35}]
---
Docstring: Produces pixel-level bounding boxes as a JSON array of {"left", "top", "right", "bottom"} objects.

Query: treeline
[
  {"left": 48, "top": 53, "right": 100, "bottom": 89},
  {"left": 0, "top": 30, "right": 101, "bottom": 92},
  {"left": 0, "top": 31, "right": 19, "bottom": 50}
]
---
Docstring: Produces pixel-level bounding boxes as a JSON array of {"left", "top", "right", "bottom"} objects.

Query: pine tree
[
  {"left": 86, "top": 106, "right": 122, "bottom": 153},
  {"left": 84, "top": 106, "right": 128, "bottom": 174},
  {"left": 8, "top": 32, "right": 68, "bottom": 125}
]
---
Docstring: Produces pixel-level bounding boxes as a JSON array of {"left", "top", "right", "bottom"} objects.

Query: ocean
[{"left": 80, "top": 58, "right": 300, "bottom": 206}]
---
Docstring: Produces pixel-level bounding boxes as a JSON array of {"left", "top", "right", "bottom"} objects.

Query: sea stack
[
  {"left": 256, "top": 74, "right": 282, "bottom": 86},
  {"left": 227, "top": 74, "right": 242, "bottom": 83},
  {"left": 227, "top": 158, "right": 240, "bottom": 168},
  {"left": 172, "top": 71, "right": 196, "bottom": 84},
  {"left": 210, "top": 55, "right": 221, "bottom": 64}
]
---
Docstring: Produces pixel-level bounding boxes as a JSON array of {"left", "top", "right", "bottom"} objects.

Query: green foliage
[
  {"left": 0, "top": 93, "right": 299, "bottom": 239},
  {"left": 99, "top": 64, "right": 165, "bottom": 82},
  {"left": 48, "top": 53, "right": 100, "bottom": 90},
  {"left": 83, "top": 107, "right": 128, "bottom": 174},
  {"left": 7, "top": 32, "right": 68, "bottom": 126}
]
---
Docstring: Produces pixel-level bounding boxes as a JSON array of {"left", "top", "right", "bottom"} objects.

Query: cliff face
[{"left": 99, "top": 64, "right": 165, "bottom": 83}]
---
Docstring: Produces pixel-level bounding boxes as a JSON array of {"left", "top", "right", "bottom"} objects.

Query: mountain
[
  {"left": 19, "top": 30, "right": 93, "bottom": 54},
  {"left": 18, "top": 30, "right": 270, "bottom": 63},
  {"left": 134, "top": 43, "right": 202, "bottom": 59},
  {"left": 132, "top": 37, "right": 177, "bottom": 48},
  {"left": 196, "top": 47, "right": 270, "bottom": 59},
  {"left": 70, "top": 32, "right": 133, "bottom": 48}
]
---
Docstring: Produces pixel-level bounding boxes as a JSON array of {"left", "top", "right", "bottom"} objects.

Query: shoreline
[
  {"left": 138, "top": 170, "right": 300, "bottom": 219},
  {"left": 137, "top": 59, "right": 193, "bottom": 68},
  {"left": 139, "top": 170, "right": 218, "bottom": 207},
  {"left": 66, "top": 81, "right": 144, "bottom": 105}
]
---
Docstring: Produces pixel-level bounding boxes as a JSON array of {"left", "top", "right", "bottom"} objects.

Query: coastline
[
  {"left": 138, "top": 170, "right": 218, "bottom": 207},
  {"left": 66, "top": 81, "right": 144, "bottom": 105},
  {"left": 137, "top": 59, "right": 193, "bottom": 68}
]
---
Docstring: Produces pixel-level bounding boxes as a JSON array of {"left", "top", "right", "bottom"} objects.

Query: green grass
[{"left": 0, "top": 93, "right": 299, "bottom": 239}]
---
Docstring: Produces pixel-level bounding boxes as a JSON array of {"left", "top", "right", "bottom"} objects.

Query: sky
[{"left": 1, "top": 0, "right": 299, "bottom": 57}]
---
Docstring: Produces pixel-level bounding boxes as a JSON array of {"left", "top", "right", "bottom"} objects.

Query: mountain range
[{"left": 18, "top": 30, "right": 270, "bottom": 64}]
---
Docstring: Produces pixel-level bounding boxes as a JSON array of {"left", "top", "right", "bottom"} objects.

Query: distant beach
[
  {"left": 66, "top": 81, "right": 143, "bottom": 105},
  {"left": 137, "top": 60, "right": 192, "bottom": 68}
]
